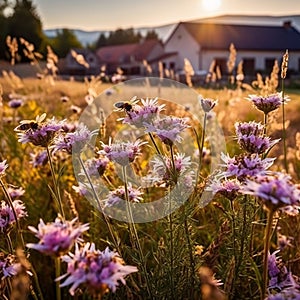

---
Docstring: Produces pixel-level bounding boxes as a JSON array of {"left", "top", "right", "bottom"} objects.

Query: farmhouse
[
  {"left": 95, "top": 39, "right": 164, "bottom": 75},
  {"left": 62, "top": 48, "right": 99, "bottom": 75},
  {"left": 163, "top": 21, "right": 300, "bottom": 76}
]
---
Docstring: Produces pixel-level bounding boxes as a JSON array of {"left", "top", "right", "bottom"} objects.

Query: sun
[{"left": 201, "top": 0, "right": 221, "bottom": 12}]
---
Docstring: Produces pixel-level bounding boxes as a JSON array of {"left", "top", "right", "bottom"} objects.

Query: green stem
[
  {"left": 46, "top": 146, "right": 65, "bottom": 219},
  {"left": 196, "top": 112, "right": 207, "bottom": 184},
  {"left": 262, "top": 209, "right": 275, "bottom": 300},
  {"left": 122, "top": 166, "right": 153, "bottom": 300},
  {"left": 168, "top": 195, "right": 175, "bottom": 300},
  {"left": 55, "top": 257, "right": 61, "bottom": 300},
  {"left": 281, "top": 80, "right": 288, "bottom": 171},
  {"left": 6, "top": 234, "right": 14, "bottom": 253},
  {"left": 263, "top": 113, "right": 268, "bottom": 136},
  {"left": 148, "top": 132, "right": 162, "bottom": 156},
  {"left": 78, "top": 156, "right": 120, "bottom": 253}
]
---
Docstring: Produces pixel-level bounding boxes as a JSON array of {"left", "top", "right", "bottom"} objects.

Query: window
[
  {"left": 243, "top": 58, "right": 255, "bottom": 76},
  {"left": 169, "top": 62, "right": 175, "bottom": 70},
  {"left": 265, "top": 58, "right": 276, "bottom": 74}
]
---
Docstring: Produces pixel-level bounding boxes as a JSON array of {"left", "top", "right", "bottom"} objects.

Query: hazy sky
[{"left": 32, "top": 0, "right": 300, "bottom": 30}]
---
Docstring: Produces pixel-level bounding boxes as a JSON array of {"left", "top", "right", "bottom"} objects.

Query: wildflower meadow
[{"left": 1, "top": 41, "right": 300, "bottom": 300}]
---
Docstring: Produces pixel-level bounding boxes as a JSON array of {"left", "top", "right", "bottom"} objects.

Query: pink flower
[
  {"left": 26, "top": 216, "right": 89, "bottom": 257},
  {"left": 57, "top": 242, "right": 138, "bottom": 296}
]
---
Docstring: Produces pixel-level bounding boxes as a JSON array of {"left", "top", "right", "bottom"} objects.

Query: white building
[{"left": 163, "top": 21, "right": 300, "bottom": 76}]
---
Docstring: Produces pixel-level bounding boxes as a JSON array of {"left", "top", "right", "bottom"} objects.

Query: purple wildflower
[
  {"left": 0, "top": 253, "right": 21, "bottom": 279},
  {"left": 16, "top": 116, "right": 64, "bottom": 147},
  {"left": 7, "top": 186, "right": 25, "bottom": 199},
  {"left": 0, "top": 200, "right": 27, "bottom": 233},
  {"left": 144, "top": 116, "right": 190, "bottom": 145},
  {"left": 199, "top": 96, "right": 218, "bottom": 113},
  {"left": 84, "top": 156, "right": 110, "bottom": 177},
  {"left": 0, "top": 160, "right": 8, "bottom": 177},
  {"left": 29, "top": 150, "right": 48, "bottom": 167},
  {"left": 104, "top": 184, "right": 143, "bottom": 207},
  {"left": 72, "top": 182, "right": 92, "bottom": 197},
  {"left": 247, "top": 92, "right": 288, "bottom": 114},
  {"left": 220, "top": 153, "right": 275, "bottom": 181},
  {"left": 268, "top": 250, "right": 300, "bottom": 294},
  {"left": 57, "top": 242, "right": 138, "bottom": 296},
  {"left": 235, "top": 121, "right": 280, "bottom": 154},
  {"left": 146, "top": 153, "right": 195, "bottom": 189},
  {"left": 122, "top": 97, "right": 165, "bottom": 128},
  {"left": 26, "top": 216, "right": 89, "bottom": 257},
  {"left": 241, "top": 173, "right": 300, "bottom": 212},
  {"left": 53, "top": 123, "right": 96, "bottom": 154},
  {"left": 235, "top": 121, "right": 264, "bottom": 136},
  {"left": 100, "top": 138, "right": 146, "bottom": 166},
  {"left": 8, "top": 98, "right": 23, "bottom": 109},
  {"left": 207, "top": 178, "right": 241, "bottom": 200},
  {"left": 266, "top": 288, "right": 300, "bottom": 300}
]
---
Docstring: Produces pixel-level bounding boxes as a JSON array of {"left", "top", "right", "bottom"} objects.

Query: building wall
[
  {"left": 164, "top": 24, "right": 200, "bottom": 71},
  {"left": 201, "top": 50, "right": 300, "bottom": 73},
  {"left": 147, "top": 43, "right": 165, "bottom": 61}
]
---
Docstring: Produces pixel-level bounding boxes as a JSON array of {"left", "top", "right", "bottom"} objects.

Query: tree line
[{"left": 0, "top": 0, "right": 159, "bottom": 62}]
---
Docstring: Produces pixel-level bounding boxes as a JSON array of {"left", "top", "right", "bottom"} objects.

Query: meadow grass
[{"left": 0, "top": 65, "right": 300, "bottom": 300}]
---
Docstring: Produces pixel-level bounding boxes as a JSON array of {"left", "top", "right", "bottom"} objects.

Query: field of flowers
[{"left": 1, "top": 48, "right": 300, "bottom": 300}]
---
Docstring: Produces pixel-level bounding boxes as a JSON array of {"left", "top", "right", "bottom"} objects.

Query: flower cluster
[
  {"left": 83, "top": 156, "right": 110, "bottom": 177},
  {"left": 29, "top": 150, "right": 48, "bottom": 167},
  {"left": 220, "top": 153, "right": 274, "bottom": 181},
  {"left": 53, "top": 123, "right": 96, "bottom": 154},
  {"left": 104, "top": 184, "right": 143, "bottom": 207},
  {"left": 57, "top": 242, "right": 138, "bottom": 296},
  {"left": 266, "top": 250, "right": 300, "bottom": 299},
  {"left": 16, "top": 116, "right": 64, "bottom": 147},
  {"left": 145, "top": 116, "right": 190, "bottom": 145},
  {"left": 100, "top": 139, "right": 146, "bottom": 166},
  {"left": 26, "top": 216, "right": 89, "bottom": 256},
  {"left": 122, "top": 97, "right": 165, "bottom": 128},
  {"left": 241, "top": 173, "right": 300, "bottom": 212},
  {"left": 0, "top": 253, "right": 21, "bottom": 278},
  {"left": 235, "top": 121, "right": 280, "bottom": 154},
  {"left": 199, "top": 97, "right": 218, "bottom": 113},
  {"left": 247, "top": 93, "right": 288, "bottom": 114},
  {"left": 207, "top": 178, "right": 241, "bottom": 201},
  {"left": 0, "top": 200, "right": 27, "bottom": 233},
  {"left": 149, "top": 153, "right": 193, "bottom": 183},
  {"left": 8, "top": 98, "right": 23, "bottom": 109}
]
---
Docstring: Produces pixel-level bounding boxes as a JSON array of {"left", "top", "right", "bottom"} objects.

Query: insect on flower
[
  {"left": 14, "top": 113, "right": 46, "bottom": 132},
  {"left": 113, "top": 96, "right": 139, "bottom": 113}
]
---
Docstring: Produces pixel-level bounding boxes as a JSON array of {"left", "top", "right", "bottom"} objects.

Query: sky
[{"left": 32, "top": 0, "right": 300, "bottom": 31}]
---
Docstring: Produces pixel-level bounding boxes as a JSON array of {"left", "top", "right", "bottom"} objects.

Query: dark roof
[
  {"left": 96, "top": 39, "right": 161, "bottom": 63},
  {"left": 175, "top": 22, "right": 300, "bottom": 51},
  {"left": 148, "top": 52, "right": 178, "bottom": 63}
]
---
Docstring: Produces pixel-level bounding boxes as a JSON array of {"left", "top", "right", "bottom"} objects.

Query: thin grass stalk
[
  {"left": 78, "top": 155, "right": 120, "bottom": 253},
  {"left": 55, "top": 257, "right": 61, "bottom": 300},
  {"left": 6, "top": 234, "right": 14, "bottom": 253},
  {"left": 183, "top": 207, "right": 196, "bottom": 295},
  {"left": 263, "top": 113, "right": 268, "bottom": 136},
  {"left": 46, "top": 146, "right": 65, "bottom": 219},
  {"left": 261, "top": 209, "right": 275, "bottom": 300},
  {"left": 196, "top": 112, "right": 207, "bottom": 184},
  {"left": 168, "top": 193, "right": 175, "bottom": 300},
  {"left": 0, "top": 178, "right": 25, "bottom": 246},
  {"left": 122, "top": 166, "right": 153, "bottom": 299},
  {"left": 281, "top": 79, "right": 288, "bottom": 171}
]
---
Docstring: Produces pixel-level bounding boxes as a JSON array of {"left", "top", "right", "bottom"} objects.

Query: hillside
[{"left": 44, "top": 14, "right": 300, "bottom": 47}]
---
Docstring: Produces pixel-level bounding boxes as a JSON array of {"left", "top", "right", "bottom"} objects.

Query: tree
[
  {"left": 106, "top": 28, "right": 141, "bottom": 45},
  {"left": 6, "top": 0, "right": 45, "bottom": 61},
  {"left": 50, "top": 28, "right": 82, "bottom": 58},
  {"left": 94, "top": 33, "right": 107, "bottom": 49},
  {"left": 0, "top": 0, "right": 10, "bottom": 59},
  {"left": 145, "top": 29, "right": 159, "bottom": 40}
]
